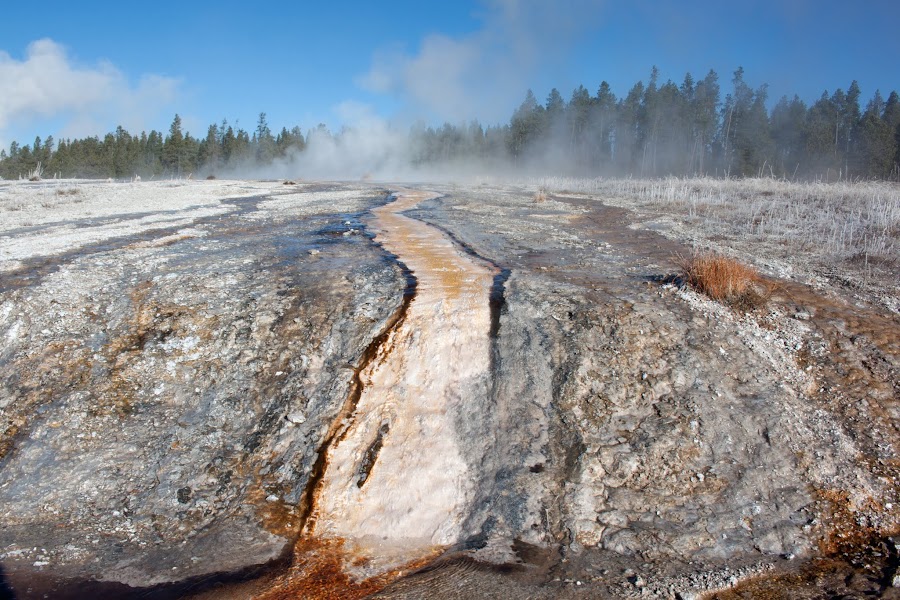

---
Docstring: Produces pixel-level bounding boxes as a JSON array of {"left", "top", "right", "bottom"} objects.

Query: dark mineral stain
[{"left": 356, "top": 421, "right": 390, "bottom": 489}]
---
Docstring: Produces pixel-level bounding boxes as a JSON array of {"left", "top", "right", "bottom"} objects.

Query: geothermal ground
[{"left": 0, "top": 178, "right": 897, "bottom": 599}]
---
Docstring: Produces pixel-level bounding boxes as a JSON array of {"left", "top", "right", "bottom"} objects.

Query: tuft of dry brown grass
[
  {"left": 675, "top": 252, "right": 771, "bottom": 310},
  {"left": 533, "top": 189, "right": 547, "bottom": 203}
]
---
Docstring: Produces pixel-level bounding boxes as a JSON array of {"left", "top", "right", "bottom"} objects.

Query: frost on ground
[
  {"left": 0, "top": 178, "right": 897, "bottom": 599},
  {"left": 537, "top": 176, "right": 900, "bottom": 312}
]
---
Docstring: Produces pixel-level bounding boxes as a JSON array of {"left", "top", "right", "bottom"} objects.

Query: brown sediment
[
  {"left": 814, "top": 489, "right": 897, "bottom": 557},
  {"left": 708, "top": 534, "right": 900, "bottom": 600},
  {"left": 98, "top": 279, "right": 221, "bottom": 417},
  {"left": 246, "top": 466, "right": 302, "bottom": 540},
  {"left": 779, "top": 279, "right": 900, "bottom": 488},
  {"left": 254, "top": 538, "right": 438, "bottom": 600}
]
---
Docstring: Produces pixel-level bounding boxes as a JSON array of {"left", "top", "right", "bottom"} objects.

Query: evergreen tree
[
  {"left": 653, "top": 78, "right": 688, "bottom": 175},
  {"left": 841, "top": 81, "right": 862, "bottom": 174},
  {"left": 143, "top": 131, "right": 164, "bottom": 176},
  {"left": 770, "top": 95, "right": 807, "bottom": 177},
  {"left": 545, "top": 88, "right": 565, "bottom": 117},
  {"left": 52, "top": 139, "right": 69, "bottom": 177},
  {"left": 732, "top": 84, "right": 774, "bottom": 176},
  {"left": 163, "top": 114, "right": 185, "bottom": 175},
  {"left": 855, "top": 91, "right": 894, "bottom": 178},
  {"left": 689, "top": 70, "right": 720, "bottom": 174},
  {"left": 255, "top": 112, "right": 275, "bottom": 164},
  {"left": 805, "top": 92, "right": 840, "bottom": 176},
  {"left": 290, "top": 126, "right": 307, "bottom": 152},
  {"left": 24, "top": 144, "right": 36, "bottom": 175},
  {"left": 508, "top": 90, "right": 542, "bottom": 161},
  {"left": 233, "top": 128, "right": 252, "bottom": 165},
  {"left": 616, "top": 81, "right": 644, "bottom": 173},
  {"left": 33, "top": 136, "right": 43, "bottom": 165},
  {"left": 199, "top": 124, "right": 222, "bottom": 171},
  {"left": 719, "top": 67, "right": 755, "bottom": 175},
  {"left": 111, "top": 125, "right": 138, "bottom": 178},
  {"left": 592, "top": 81, "right": 617, "bottom": 167},
  {"left": 221, "top": 126, "right": 237, "bottom": 166},
  {"left": 881, "top": 91, "right": 900, "bottom": 178},
  {"left": 638, "top": 66, "right": 662, "bottom": 175},
  {"left": 568, "top": 85, "right": 592, "bottom": 169},
  {"left": 466, "top": 121, "right": 486, "bottom": 158},
  {"left": 182, "top": 132, "right": 200, "bottom": 175}
]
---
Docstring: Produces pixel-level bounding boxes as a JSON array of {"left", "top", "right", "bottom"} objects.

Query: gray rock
[{"left": 1, "top": 181, "right": 896, "bottom": 599}]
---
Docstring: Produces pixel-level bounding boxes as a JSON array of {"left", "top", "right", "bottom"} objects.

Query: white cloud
[
  {"left": 0, "top": 38, "right": 180, "bottom": 146},
  {"left": 358, "top": 0, "right": 604, "bottom": 124}
]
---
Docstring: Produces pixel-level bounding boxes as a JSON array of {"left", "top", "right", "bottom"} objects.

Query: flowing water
[
  {"left": 314, "top": 189, "right": 497, "bottom": 567},
  {"left": 259, "top": 189, "right": 499, "bottom": 597}
]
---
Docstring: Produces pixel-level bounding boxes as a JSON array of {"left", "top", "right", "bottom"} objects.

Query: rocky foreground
[{"left": 0, "top": 179, "right": 897, "bottom": 599}]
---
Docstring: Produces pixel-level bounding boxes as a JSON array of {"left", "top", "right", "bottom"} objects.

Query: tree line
[
  {"left": 0, "top": 113, "right": 306, "bottom": 180},
  {"left": 2, "top": 67, "right": 899, "bottom": 181}
]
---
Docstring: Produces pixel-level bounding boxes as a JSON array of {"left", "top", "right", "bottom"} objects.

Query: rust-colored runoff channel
[{"left": 256, "top": 189, "right": 498, "bottom": 599}]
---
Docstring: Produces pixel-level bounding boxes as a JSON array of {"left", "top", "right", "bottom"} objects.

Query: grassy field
[
  {"left": 538, "top": 176, "right": 899, "bottom": 262},
  {"left": 533, "top": 176, "right": 899, "bottom": 309}
]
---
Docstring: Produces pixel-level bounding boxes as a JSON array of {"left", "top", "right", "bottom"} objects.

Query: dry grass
[
  {"left": 674, "top": 252, "right": 770, "bottom": 310},
  {"left": 27, "top": 161, "right": 44, "bottom": 182},
  {"left": 534, "top": 176, "right": 900, "bottom": 262},
  {"left": 533, "top": 188, "right": 547, "bottom": 203}
]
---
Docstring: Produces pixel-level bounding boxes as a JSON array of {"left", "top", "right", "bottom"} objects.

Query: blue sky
[{"left": 1, "top": 0, "right": 898, "bottom": 149}]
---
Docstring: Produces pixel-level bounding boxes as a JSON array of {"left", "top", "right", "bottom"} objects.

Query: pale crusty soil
[{"left": 0, "top": 178, "right": 896, "bottom": 599}]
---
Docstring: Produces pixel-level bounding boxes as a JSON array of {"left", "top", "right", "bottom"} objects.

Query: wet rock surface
[
  {"left": 0, "top": 179, "right": 897, "bottom": 599},
  {"left": 377, "top": 184, "right": 898, "bottom": 598},
  {"left": 0, "top": 181, "right": 405, "bottom": 594}
]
